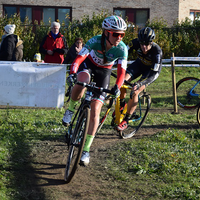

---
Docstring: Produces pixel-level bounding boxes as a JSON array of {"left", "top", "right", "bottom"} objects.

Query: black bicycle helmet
[{"left": 138, "top": 27, "right": 155, "bottom": 44}]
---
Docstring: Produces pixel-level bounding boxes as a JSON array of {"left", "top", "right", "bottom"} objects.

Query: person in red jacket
[{"left": 39, "top": 21, "right": 68, "bottom": 64}]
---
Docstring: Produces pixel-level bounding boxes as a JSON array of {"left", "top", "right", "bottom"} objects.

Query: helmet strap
[{"left": 105, "top": 32, "right": 114, "bottom": 46}]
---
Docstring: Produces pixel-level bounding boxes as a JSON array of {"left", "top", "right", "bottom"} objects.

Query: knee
[{"left": 77, "top": 71, "right": 90, "bottom": 83}]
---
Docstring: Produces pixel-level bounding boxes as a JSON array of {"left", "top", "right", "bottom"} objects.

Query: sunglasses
[
  {"left": 107, "top": 30, "right": 125, "bottom": 38},
  {"left": 139, "top": 41, "right": 151, "bottom": 46}
]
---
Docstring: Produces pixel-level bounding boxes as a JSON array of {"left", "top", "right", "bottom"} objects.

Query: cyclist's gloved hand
[
  {"left": 66, "top": 73, "right": 77, "bottom": 86},
  {"left": 130, "top": 81, "right": 142, "bottom": 99},
  {"left": 111, "top": 84, "right": 120, "bottom": 99},
  {"left": 133, "top": 81, "right": 142, "bottom": 91}
]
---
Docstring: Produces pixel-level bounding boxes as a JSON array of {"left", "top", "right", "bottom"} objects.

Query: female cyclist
[{"left": 62, "top": 15, "right": 128, "bottom": 166}]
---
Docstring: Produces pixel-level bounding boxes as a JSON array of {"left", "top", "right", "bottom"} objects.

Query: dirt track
[{"left": 27, "top": 108, "right": 199, "bottom": 200}]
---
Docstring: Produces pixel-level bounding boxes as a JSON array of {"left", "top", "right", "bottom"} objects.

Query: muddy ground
[{"left": 24, "top": 108, "right": 198, "bottom": 200}]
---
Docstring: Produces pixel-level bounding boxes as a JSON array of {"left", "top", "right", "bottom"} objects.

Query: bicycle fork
[{"left": 114, "top": 97, "right": 127, "bottom": 124}]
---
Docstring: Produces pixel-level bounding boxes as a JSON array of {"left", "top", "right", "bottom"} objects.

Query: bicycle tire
[
  {"left": 197, "top": 104, "right": 200, "bottom": 126},
  {"left": 119, "top": 93, "right": 151, "bottom": 139},
  {"left": 64, "top": 107, "right": 90, "bottom": 183},
  {"left": 176, "top": 77, "right": 200, "bottom": 109}
]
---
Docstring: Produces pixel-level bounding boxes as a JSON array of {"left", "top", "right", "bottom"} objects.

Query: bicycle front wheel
[
  {"left": 176, "top": 77, "right": 200, "bottom": 109},
  {"left": 197, "top": 104, "right": 200, "bottom": 126},
  {"left": 64, "top": 107, "right": 90, "bottom": 183},
  {"left": 119, "top": 93, "right": 151, "bottom": 139}
]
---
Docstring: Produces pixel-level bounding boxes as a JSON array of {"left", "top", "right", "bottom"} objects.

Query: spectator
[
  {"left": 39, "top": 21, "right": 68, "bottom": 64},
  {"left": 0, "top": 24, "right": 17, "bottom": 61},
  {"left": 63, "top": 37, "right": 84, "bottom": 65},
  {"left": 15, "top": 38, "right": 23, "bottom": 61}
]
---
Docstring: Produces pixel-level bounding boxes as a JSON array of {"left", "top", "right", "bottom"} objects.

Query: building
[{"left": 0, "top": 0, "right": 200, "bottom": 27}]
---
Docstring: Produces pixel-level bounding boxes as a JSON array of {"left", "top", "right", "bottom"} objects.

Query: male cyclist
[
  {"left": 62, "top": 16, "right": 128, "bottom": 166},
  {"left": 116, "top": 27, "right": 163, "bottom": 131}
]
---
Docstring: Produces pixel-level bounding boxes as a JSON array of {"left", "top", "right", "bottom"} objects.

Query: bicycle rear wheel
[
  {"left": 119, "top": 93, "right": 151, "bottom": 139},
  {"left": 176, "top": 77, "right": 200, "bottom": 109},
  {"left": 197, "top": 104, "right": 200, "bottom": 126},
  {"left": 64, "top": 107, "right": 90, "bottom": 183}
]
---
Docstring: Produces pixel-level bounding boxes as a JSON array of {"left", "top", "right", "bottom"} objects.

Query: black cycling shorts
[
  {"left": 78, "top": 57, "right": 112, "bottom": 103},
  {"left": 126, "top": 59, "right": 152, "bottom": 81}
]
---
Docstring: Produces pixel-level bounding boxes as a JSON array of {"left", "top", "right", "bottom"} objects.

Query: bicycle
[
  {"left": 64, "top": 81, "right": 112, "bottom": 183},
  {"left": 176, "top": 77, "right": 200, "bottom": 109},
  {"left": 97, "top": 72, "right": 151, "bottom": 139}
]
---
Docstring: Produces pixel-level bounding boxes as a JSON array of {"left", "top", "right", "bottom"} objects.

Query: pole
[{"left": 171, "top": 53, "right": 178, "bottom": 114}]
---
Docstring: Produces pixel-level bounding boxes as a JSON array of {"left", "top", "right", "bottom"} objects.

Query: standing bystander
[
  {"left": 0, "top": 24, "right": 18, "bottom": 61},
  {"left": 63, "top": 37, "right": 84, "bottom": 65},
  {"left": 39, "top": 21, "right": 68, "bottom": 64}
]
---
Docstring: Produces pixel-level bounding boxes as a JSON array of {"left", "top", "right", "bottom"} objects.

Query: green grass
[
  {"left": 0, "top": 108, "right": 65, "bottom": 200},
  {"left": 105, "top": 128, "right": 200, "bottom": 199},
  {"left": 0, "top": 67, "right": 200, "bottom": 199},
  {"left": 100, "top": 66, "right": 200, "bottom": 199}
]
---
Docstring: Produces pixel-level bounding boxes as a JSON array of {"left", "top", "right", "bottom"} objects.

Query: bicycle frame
[
  {"left": 176, "top": 77, "right": 200, "bottom": 109},
  {"left": 96, "top": 72, "right": 151, "bottom": 139},
  {"left": 114, "top": 85, "right": 144, "bottom": 125},
  {"left": 114, "top": 84, "right": 130, "bottom": 124},
  {"left": 189, "top": 80, "right": 200, "bottom": 97}
]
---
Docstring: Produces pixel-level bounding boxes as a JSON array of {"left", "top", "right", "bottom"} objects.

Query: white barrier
[
  {"left": 172, "top": 57, "right": 200, "bottom": 62},
  {"left": 128, "top": 58, "right": 200, "bottom": 67},
  {"left": 0, "top": 61, "right": 66, "bottom": 108}
]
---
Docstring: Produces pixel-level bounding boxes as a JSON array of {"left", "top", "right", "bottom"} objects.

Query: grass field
[{"left": 0, "top": 66, "right": 199, "bottom": 199}]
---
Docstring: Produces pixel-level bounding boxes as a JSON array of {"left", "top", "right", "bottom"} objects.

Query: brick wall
[
  {"left": 179, "top": 0, "right": 200, "bottom": 22},
  {"left": 0, "top": 0, "right": 200, "bottom": 26}
]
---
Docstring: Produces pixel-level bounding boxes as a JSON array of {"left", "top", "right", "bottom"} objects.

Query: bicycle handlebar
[{"left": 76, "top": 81, "right": 114, "bottom": 95}]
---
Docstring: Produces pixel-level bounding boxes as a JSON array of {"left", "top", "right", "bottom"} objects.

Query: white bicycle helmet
[{"left": 102, "top": 15, "right": 127, "bottom": 31}]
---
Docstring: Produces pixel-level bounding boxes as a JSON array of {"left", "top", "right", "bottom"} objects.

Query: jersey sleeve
[
  {"left": 115, "top": 43, "right": 128, "bottom": 88},
  {"left": 152, "top": 44, "right": 163, "bottom": 72},
  {"left": 115, "top": 59, "right": 127, "bottom": 88},
  {"left": 140, "top": 70, "right": 159, "bottom": 87},
  {"left": 70, "top": 47, "right": 89, "bottom": 74}
]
